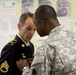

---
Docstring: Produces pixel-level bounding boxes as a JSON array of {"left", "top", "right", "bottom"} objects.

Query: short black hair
[
  {"left": 19, "top": 12, "right": 33, "bottom": 25},
  {"left": 34, "top": 5, "right": 57, "bottom": 22}
]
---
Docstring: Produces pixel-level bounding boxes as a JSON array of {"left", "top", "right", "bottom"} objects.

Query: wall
[{"left": 0, "top": 0, "right": 76, "bottom": 52}]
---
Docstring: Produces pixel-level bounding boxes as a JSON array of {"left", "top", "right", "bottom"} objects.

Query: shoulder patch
[
  {"left": 0, "top": 61, "right": 9, "bottom": 73},
  {"left": 10, "top": 39, "right": 17, "bottom": 46}
]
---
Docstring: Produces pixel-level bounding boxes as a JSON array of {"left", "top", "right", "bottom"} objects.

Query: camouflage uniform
[{"left": 23, "top": 25, "right": 76, "bottom": 75}]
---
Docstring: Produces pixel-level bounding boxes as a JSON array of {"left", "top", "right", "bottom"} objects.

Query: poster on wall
[
  {"left": 0, "top": 17, "right": 10, "bottom": 34},
  {"left": 58, "top": 17, "right": 71, "bottom": 30},
  {"left": 1, "top": 1, "right": 16, "bottom": 16},
  {"left": 56, "top": 0, "right": 71, "bottom": 17},
  {"left": 38, "top": 0, "right": 52, "bottom": 6},
  {"left": 22, "top": 0, "right": 34, "bottom": 13},
  {"left": 9, "top": 17, "right": 19, "bottom": 35}
]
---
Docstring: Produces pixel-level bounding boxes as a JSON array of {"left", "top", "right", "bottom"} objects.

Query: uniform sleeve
[
  {"left": 0, "top": 44, "right": 16, "bottom": 75},
  {"left": 22, "top": 45, "right": 46, "bottom": 75},
  {"left": 22, "top": 44, "right": 55, "bottom": 75}
]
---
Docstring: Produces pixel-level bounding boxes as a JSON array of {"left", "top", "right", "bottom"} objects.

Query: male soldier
[
  {"left": 21, "top": 5, "right": 76, "bottom": 75},
  {"left": 0, "top": 12, "right": 36, "bottom": 75}
]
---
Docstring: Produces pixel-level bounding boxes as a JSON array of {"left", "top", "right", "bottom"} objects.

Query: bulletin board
[{"left": 0, "top": 0, "right": 76, "bottom": 52}]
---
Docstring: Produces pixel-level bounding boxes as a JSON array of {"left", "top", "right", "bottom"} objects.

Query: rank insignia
[
  {"left": 0, "top": 61, "right": 9, "bottom": 73},
  {"left": 10, "top": 40, "right": 17, "bottom": 46}
]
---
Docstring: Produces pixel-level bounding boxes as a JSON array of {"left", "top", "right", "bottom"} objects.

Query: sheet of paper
[
  {"left": 22, "top": 0, "right": 34, "bottom": 13},
  {"left": 58, "top": 18, "right": 71, "bottom": 30},
  {"left": 56, "top": 0, "right": 71, "bottom": 17},
  {"left": 9, "top": 17, "right": 19, "bottom": 35},
  {"left": 38, "top": 0, "right": 52, "bottom": 6},
  {"left": 0, "top": 18, "right": 10, "bottom": 35},
  {"left": 1, "top": 1, "right": 16, "bottom": 16}
]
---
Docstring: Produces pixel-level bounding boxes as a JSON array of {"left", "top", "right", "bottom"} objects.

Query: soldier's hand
[{"left": 16, "top": 59, "right": 29, "bottom": 71}]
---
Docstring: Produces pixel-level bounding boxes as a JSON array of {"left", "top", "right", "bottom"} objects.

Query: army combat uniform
[
  {"left": 0, "top": 35, "right": 34, "bottom": 75},
  {"left": 23, "top": 25, "right": 76, "bottom": 75}
]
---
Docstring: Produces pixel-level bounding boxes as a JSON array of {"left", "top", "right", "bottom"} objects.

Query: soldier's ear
[
  {"left": 40, "top": 20, "right": 45, "bottom": 28},
  {"left": 18, "top": 23, "right": 22, "bottom": 30}
]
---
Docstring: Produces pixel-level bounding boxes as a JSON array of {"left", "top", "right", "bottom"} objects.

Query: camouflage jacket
[{"left": 23, "top": 25, "right": 76, "bottom": 75}]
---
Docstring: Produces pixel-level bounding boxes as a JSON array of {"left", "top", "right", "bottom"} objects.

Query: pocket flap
[{"left": 32, "top": 56, "right": 44, "bottom": 66}]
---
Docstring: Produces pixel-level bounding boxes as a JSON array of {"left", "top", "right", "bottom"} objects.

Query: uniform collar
[
  {"left": 17, "top": 34, "right": 30, "bottom": 46},
  {"left": 49, "top": 25, "right": 63, "bottom": 36}
]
